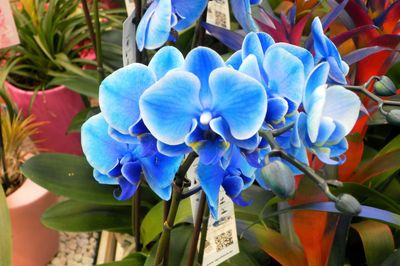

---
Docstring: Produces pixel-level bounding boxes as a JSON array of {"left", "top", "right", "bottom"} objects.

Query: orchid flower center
[{"left": 200, "top": 111, "right": 213, "bottom": 126}]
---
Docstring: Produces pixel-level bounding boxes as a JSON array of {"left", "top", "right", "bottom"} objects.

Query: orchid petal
[
  {"left": 226, "top": 51, "right": 243, "bottom": 70},
  {"left": 137, "top": 0, "right": 172, "bottom": 50},
  {"left": 303, "top": 62, "right": 329, "bottom": 113},
  {"left": 306, "top": 84, "right": 327, "bottom": 143},
  {"left": 238, "top": 54, "right": 263, "bottom": 85},
  {"left": 94, "top": 170, "right": 118, "bottom": 185},
  {"left": 268, "top": 43, "right": 314, "bottom": 77},
  {"left": 100, "top": 64, "right": 156, "bottom": 134},
  {"left": 140, "top": 71, "right": 202, "bottom": 145},
  {"left": 231, "top": 0, "right": 258, "bottom": 32},
  {"left": 265, "top": 97, "right": 289, "bottom": 124},
  {"left": 315, "top": 117, "right": 336, "bottom": 145},
  {"left": 121, "top": 161, "right": 142, "bottom": 185},
  {"left": 140, "top": 153, "right": 183, "bottom": 200},
  {"left": 173, "top": 0, "right": 208, "bottom": 31},
  {"left": 197, "top": 163, "right": 225, "bottom": 219},
  {"left": 81, "top": 114, "right": 128, "bottom": 174},
  {"left": 322, "top": 86, "right": 361, "bottom": 135},
  {"left": 108, "top": 127, "right": 139, "bottom": 144},
  {"left": 114, "top": 178, "right": 139, "bottom": 200},
  {"left": 157, "top": 141, "right": 192, "bottom": 157},
  {"left": 184, "top": 47, "right": 225, "bottom": 108},
  {"left": 136, "top": 1, "right": 158, "bottom": 51},
  {"left": 223, "top": 175, "right": 244, "bottom": 198},
  {"left": 210, "top": 68, "right": 267, "bottom": 140},
  {"left": 148, "top": 46, "right": 184, "bottom": 80},
  {"left": 263, "top": 47, "right": 304, "bottom": 107}
]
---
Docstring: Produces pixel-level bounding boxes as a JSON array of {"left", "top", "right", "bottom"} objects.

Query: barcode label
[
  {"left": 215, "top": 230, "right": 234, "bottom": 252},
  {"left": 206, "top": 0, "right": 231, "bottom": 30}
]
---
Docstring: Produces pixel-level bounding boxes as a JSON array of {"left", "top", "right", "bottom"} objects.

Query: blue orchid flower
[
  {"left": 81, "top": 46, "right": 187, "bottom": 201},
  {"left": 136, "top": 0, "right": 208, "bottom": 50},
  {"left": 81, "top": 114, "right": 183, "bottom": 201},
  {"left": 197, "top": 146, "right": 256, "bottom": 217},
  {"left": 311, "top": 17, "right": 349, "bottom": 84},
  {"left": 139, "top": 47, "right": 267, "bottom": 218},
  {"left": 293, "top": 62, "right": 361, "bottom": 164},
  {"left": 231, "top": 0, "right": 262, "bottom": 32}
]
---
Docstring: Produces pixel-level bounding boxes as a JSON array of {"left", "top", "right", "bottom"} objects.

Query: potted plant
[
  {"left": 0, "top": 0, "right": 122, "bottom": 154},
  {"left": 0, "top": 103, "right": 59, "bottom": 266}
]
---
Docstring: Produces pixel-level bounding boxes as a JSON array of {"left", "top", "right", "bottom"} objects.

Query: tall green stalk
[{"left": 93, "top": 0, "right": 105, "bottom": 81}]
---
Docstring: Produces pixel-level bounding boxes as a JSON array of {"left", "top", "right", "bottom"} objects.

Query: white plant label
[
  {"left": 0, "top": 0, "right": 20, "bottom": 49},
  {"left": 188, "top": 159, "right": 239, "bottom": 266},
  {"left": 206, "top": 0, "right": 231, "bottom": 30},
  {"left": 124, "top": 0, "right": 136, "bottom": 16},
  {"left": 122, "top": 9, "right": 136, "bottom": 66}
]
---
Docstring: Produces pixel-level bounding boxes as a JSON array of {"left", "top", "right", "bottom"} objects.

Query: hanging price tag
[
  {"left": 122, "top": 9, "right": 136, "bottom": 66},
  {"left": 188, "top": 159, "right": 240, "bottom": 266},
  {"left": 206, "top": 0, "right": 231, "bottom": 30},
  {"left": 0, "top": 0, "right": 20, "bottom": 49}
]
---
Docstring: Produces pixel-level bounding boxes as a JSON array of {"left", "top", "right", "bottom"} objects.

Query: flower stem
[
  {"left": 197, "top": 204, "right": 210, "bottom": 265},
  {"left": 186, "top": 191, "right": 206, "bottom": 266},
  {"left": 191, "top": 7, "right": 208, "bottom": 49},
  {"left": 80, "top": 0, "right": 97, "bottom": 53},
  {"left": 154, "top": 183, "right": 183, "bottom": 265},
  {"left": 93, "top": 0, "right": 105, "bottom": 81},
  {"left": 154, "top": 153, "right": 197, "bottom": 265},
  {"left": 132, "top": 184, "right": 142, "bottom": 251}
]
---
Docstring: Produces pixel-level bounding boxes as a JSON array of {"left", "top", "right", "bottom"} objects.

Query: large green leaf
[
  {"left": 42, "top": 200, "right": 131, "bottom": 233},
  {"left": 235, "top": 186, "right": 275, "bottom": 222},
  {"left": 20, "top": 153, "right": 130, "bottom": 205},
  {"left": 381, "top": 249, "right": 400, "bottom": 266},
  {"left": 238, "top": 221, "right": 307, "bottom": 266},
  {"left": 141, "top": 198, "right": 192, "bottom": 247},
  {"left": 97, "top": 253, "right": 147, "bottom": 266},
  {"left": 0, "top": 188, "right": 11, "bottom": 266},
  {"left": 350, "top": 221, "right": 394, "bottom": 266},
  {"left": 144, "top": 225, "right": 193, "bottom": 266},
  {"left": 67, "top": 107, "right": 100, "bottom": 133}
]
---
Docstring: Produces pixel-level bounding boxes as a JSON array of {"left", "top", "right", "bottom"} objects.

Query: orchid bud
[
  {"left": 374, "top": 76, "right": 397, "bottom": 96},
  {"left": 335, "top": 194, "right": 361, "bottom": 215},
  {"left": 260, "top": 160, "right": 295, "bottom": 199},
  {"left": 386, "top": 109, "right": 400, "bottom": 127}
]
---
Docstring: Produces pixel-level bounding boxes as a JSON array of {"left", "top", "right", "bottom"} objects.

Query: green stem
[
  {"left": 191, "top": 7, "right": 208, "bottom": 49},
  {"left": 154, "top": 184, "right": 183, "bottom": 265},
  {"left": 197, "top": 204, "right": 209, "bottom": 265},
  {"left": 93, "top": 0, "right": 105, "bottom": 81},
  {"left": 132, "top": 184, "right": 141, "bottom": 251},
  {"left": 154, "top": 153, "right": 197, "bottom": 265},
  {"left": 187, "top": 192, "right": 206, "bottom": 266}
]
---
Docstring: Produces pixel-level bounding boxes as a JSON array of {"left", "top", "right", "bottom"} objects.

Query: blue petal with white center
[{"left": 99, "top": 64, "right": 156, "bottom": 134}]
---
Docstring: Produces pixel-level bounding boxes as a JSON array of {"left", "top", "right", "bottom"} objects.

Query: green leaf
[
  {"left": 97, "top": 252, "right": 147, "bottom": 266},
  {"left": 49, "top": 74, "right": 99, "bottom": 98},
  {"left": 67, "top": 107, "right": 100, "bottom": 133},
  {"left": 350, "top": 221, "right": 394, "bottom": 266},
  {"left": 0, "top": 188, "right": 11, "bottom": 266},
  {"left": 141, "top": 199, "right": 192, "bottom": 247},
  {"left": 144, "top": 225, "right": 193, "bottom": 266},
  {"left": 20, "top": 153, "right": 130, "bottom": 205},
  {"left": 238, "top": 221, "right": 307, "bottom": 266},
  {"left": 381, "top": 249, "right": 400, "bottom": 266},
  {"left": 235, "top": 186, "right": 275, "bottom": 222},
  {"left": 42, "top": 200, "right": 131, "bottom": 233},
  {"left": 327, "top": 215, "right": 352, "bottom": 266}
]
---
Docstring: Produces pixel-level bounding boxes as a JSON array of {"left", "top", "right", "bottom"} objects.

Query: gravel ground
[{"left": 48, "top": 232, "right": 99, "bottom": 266}]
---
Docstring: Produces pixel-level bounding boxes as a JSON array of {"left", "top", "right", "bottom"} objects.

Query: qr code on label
[
  {"left": 214, "top": 11, "right": 227, "bottom": 28},
  {"left": 214, "top": 230, "right": 234, "bottom": 252}
]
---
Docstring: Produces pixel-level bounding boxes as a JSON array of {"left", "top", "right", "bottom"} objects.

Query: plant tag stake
[
  {"left": 206, "top": 0, "right": 231, "bottom": 30},
  {"left": 122, "top": 8, "right": 136, "bottom": 66},
  {"left": 124, "top": 0, "right": 136, "bottom": 16},
  {"left": 188, "top": 159, "right": 239, "bottom": 266},
  {"left": 0, "top": 0, "right": 20, "bottom": 49}
]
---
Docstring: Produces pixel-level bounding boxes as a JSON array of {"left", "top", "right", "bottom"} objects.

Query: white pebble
[{"left": 82, "top": 256, "right": 94, "bottom": 265}]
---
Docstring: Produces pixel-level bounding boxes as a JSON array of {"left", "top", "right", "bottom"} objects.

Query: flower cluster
[{"left": 82, "top": 17, "right": 360, "bottom": 219}]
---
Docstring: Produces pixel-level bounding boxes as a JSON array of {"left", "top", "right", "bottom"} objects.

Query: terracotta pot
[
  {"left": 6, "top": 82, "right": 84, "bottom": 155},
  {"left": 7, "top": 179, "right": 59, "bottom": 266}
]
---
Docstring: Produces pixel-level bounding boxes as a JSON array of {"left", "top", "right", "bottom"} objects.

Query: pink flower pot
[
  {"left": 6, "top": 82, "right": 84, "bottom": 155},
  {"left": 7, "top": 179, "right": 59, "bottom": 266}
]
